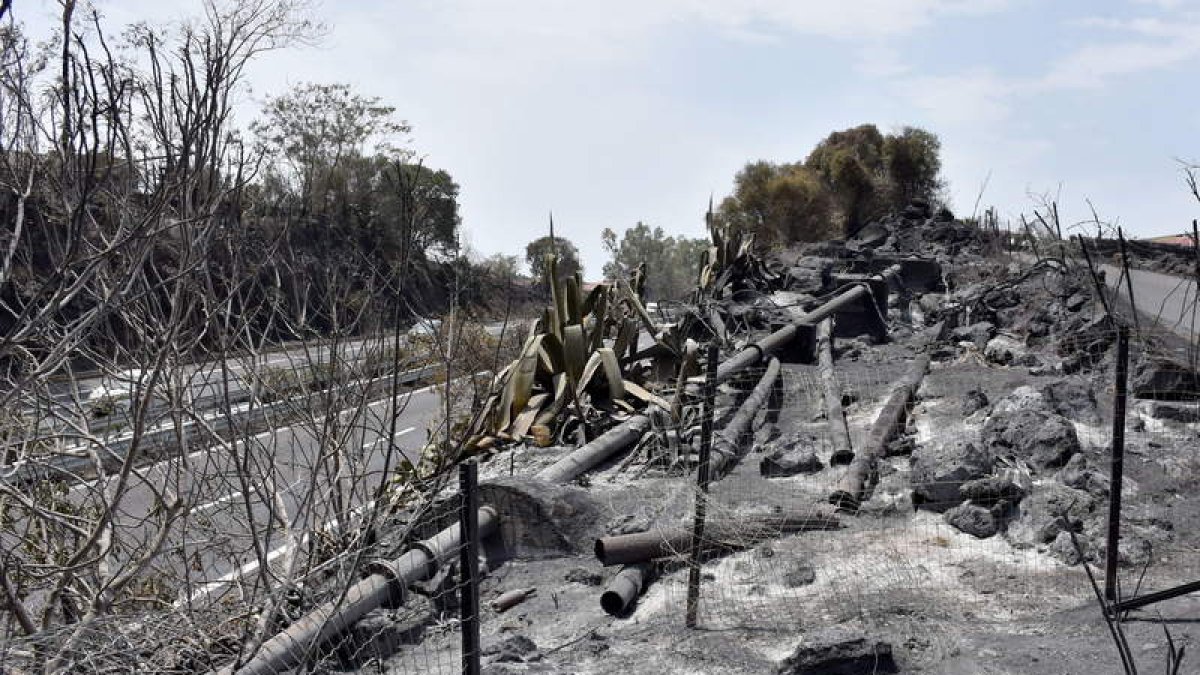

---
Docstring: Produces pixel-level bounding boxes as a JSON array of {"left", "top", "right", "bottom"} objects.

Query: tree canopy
[
  {"left": 600, "top": 223, "right": 707, "bottom": 301},
  {"left": 525, "top": 235, "right": 582, "bottom": 286},
  {"left": 718, "top": 124, "right": 945, "bottom": 246}
]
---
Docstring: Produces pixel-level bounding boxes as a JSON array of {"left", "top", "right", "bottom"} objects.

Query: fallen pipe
[
  {"left": 219, "top": 506, "right": 498, "bottom": 675},
  {"left": 600, "top": 564, "right": 652, "bottom": 616},
  {"left": 828, "top": 354, "right": 931, "bottom": 511},
  {"left": 536, "top": 274, "right": 895, "bottom": 487},
  {"left": 534, "top": 414, "right": 652, "bottom": 484},
  {"left": 594, "top": 512, "right": 841, "bottom": 566},
  {"left": 817, "top": 319, "right": 854, "bottom": 465},
  {"left": 710, "top": 357, "right": 781, "bottom": 478}
]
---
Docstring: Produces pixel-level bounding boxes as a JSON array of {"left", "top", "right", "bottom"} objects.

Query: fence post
[
  {"left": 685, "top": 342, "right": 719, "bottom": 628},
  {"left": 459, "top": 460, "right": 481, "bottom": 675},
  {"left": 1104, "top": 325, "right": 1130, "bottom": 604}
]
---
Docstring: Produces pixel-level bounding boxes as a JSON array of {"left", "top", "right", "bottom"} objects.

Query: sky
[{"left": 15, "top": 0, "right": 1200, "bottom": 278}]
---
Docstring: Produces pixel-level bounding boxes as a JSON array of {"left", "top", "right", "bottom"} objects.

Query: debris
[
  {"left": 775, "top": 625, "right": 897, "bottom": 674},
  {"left": 491, "top": 587, "right": 537, "bottom": 613},
  {"left": 483, "top": 634, "right": 541, "bottom": 663},
  {"left": 760, "top": 448, "right": 824, "bottom": 477}
]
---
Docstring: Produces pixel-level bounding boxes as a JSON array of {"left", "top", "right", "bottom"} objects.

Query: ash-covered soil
[{"left": 324, "top": 207, "right": 1200, "bottom": 674}]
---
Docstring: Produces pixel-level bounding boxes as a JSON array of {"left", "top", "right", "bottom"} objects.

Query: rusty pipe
[
  {"left": 594, "top": 513, "right": 840, "bottom": 566},
  {"left": 221, "top": 506, "right": 498, "bottom": 675},
  {"left": 710, "top": 357, "right": 781, "bottom": 478},
  {"left": 600, "top": 564, "right": 651, "bottom": 616},
  {"left": 534, "top": 414, "right": 652, "bottom": 484}
]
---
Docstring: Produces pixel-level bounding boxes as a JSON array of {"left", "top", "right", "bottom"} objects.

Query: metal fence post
[
  {"left": 686, "top": 342, "right": 719, "bottom": 628},
  {"left": 1104, "top": 325, "right": 1130, "bottom": 604},
  {"left": 459, "top": 460, "right": 481, "bottom": 675}
]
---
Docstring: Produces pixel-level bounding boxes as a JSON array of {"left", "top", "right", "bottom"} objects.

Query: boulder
[
  {"left": 959, "top": 476, "right": 1027, "bottom": 505},
  {"left": 1146, "top": 401, "right": 1200, "bottom": 423},
  {"left": 1056, "top": 454, "right": 1110, "bottom": 496},
  {"left": 961, "top": 389, "right": 990, "bottom": 416},
  {"left": 1006, "top": 484, "right": 1096, "bottom": 548},
  {"left": 985, "top": 335, "right": 1037, "bottom": 366},
  {"left": 1131, "top": 356, "right": 1200, "bottom": 401},
  {"left": 910, "top": 439, "right": 994, "bottom": 511},
  {"left": 1048, "top": 530, "right": 1089, "bottom": 565},
  {"left": 982, "top": 410, "right": 1080, "bottom": 470},
  {"left": 951, "top": 322, "right": 995, "bottom": 349},
  {"left": 1040, "top": 378, "right": 1101, "bottom": 423},
  {"left": 944, "top": 502, "right": 999, "bottom": 538}
]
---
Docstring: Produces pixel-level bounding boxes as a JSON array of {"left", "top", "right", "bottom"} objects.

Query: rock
[
  {"left": 1065, "top": 292, "right": 1088, "bottom": 312},
  {"left": 951, "top": 322, "right": 995, "bottom": 349},
  {"left": 1146, "top": 401, "right": 1200, "bottom": 423},
  {"left": 483, "top": 634, "right": 541, "bottom": 663},
  {"left": 775, "top": 625, "right": 897, "bottom": 674},
  {"left": 848, "top": 221, "right": 891, "bottom": 250},
  {"left": 1132, "top": 357, "right": 1200, "bottom": 400},
  {"left": 1057, "top": 315, "right": 1115, "bottom": 366},
  {"left": 910, "top": 439, "right": 994, "bottom": 511},
  {"left": 961, "top": 389, "right": 989, "bottom": 416},
  {"left": 761, "top": 449, "right": 824, "bottom": 477},
  {"left": 783, "top": 562, "right": 817, "bottom": 588},
  {"left": 992, "top": 385, "right": 1047, "bottom": 415},
  {"left": 959, "top": 476, "right": 1026, "bottom": 505},
  {"left": 1056, "top": 454, "right": 1110, "bottom": 496},
  {"left": 982, "top": 410, "right": 1080, "bottom": 470},
  {"left": 1040, "top": 378, "right": 1101, "bottom": 423},
  {"left": 944, "top": 503, "right": 999, "bottom": 538},
  {"left": 884, "top": 434, "right": 915, "bottom": 457},
  {"left": 1007, "top": 484, "right": 1096, "bottom": 548},
  {"left": 985, "top": 335, "right": 1036, "bottom": 366},
  {"left": 1049, "top": 530, "right": 1089, "bottom": 565}
]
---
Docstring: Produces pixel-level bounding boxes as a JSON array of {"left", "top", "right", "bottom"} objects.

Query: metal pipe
[
  {"left": 534, "top": 414, "right": 652, "bottom": 484},
  {"left": 594, "top": 513, "right": 841, "bottom": 566},
  {"left": 1104, "top": 325, "right": 1130, "bottom": 603},
  {"left": 817, "top": 319, "right": 854, "bottom": 465},
  {"left": 828, "top": 354, "right": 931, "bottom": 510},
  {"left": 600, "top": 564, "right": 651, "bottom": 616},
  {"left": 221, "top": 506, "right": 498, "bottom": 675},
  {"left": 710, "top": 357, "right": 781, "bottom": 478},
  {"left": 537, "top": 275, "right": 894, "bottom": 488}
]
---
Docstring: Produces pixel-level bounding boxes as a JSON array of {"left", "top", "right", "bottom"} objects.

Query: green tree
[
  {"left": 805, "top": 124, "right": 886, "bottom": 235},
  {"left": 883, "top": 126, "right": 943, "bottom": 206},
  {"left": 525, "top": 236, "right": 582, "bottom": 285},
  {"left": 717, "top": 161, "right": 836, "bottom": 248},
  {"left": 601, "top": 223, "right": 707, "bottom": 300}
]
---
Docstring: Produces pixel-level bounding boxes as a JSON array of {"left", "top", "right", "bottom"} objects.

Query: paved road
[{"left": 1099, "top": 262, "right": 1200, "bottom": 339}]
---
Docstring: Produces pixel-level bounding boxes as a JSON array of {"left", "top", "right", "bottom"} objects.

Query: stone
[
  {"left": 961, "top": 389, "right": 990, "bottom": 416},
  {"left": 761, "top": 449, "right": 824, "bottom": 477},
  {"left": 1040, "top": 378, "right": 1101, "bottom": 423},
  {"left": 985, "top": 335, "right": 1036, "bottom": 366},
  {"left": 1065, "top": 292, "right": 1089, "bottom": 312},
  {"left": 982, "top": 409, "right": 1081, "bottom": 470},
  {"left": 910, "top": 439, "right": 994, "bottom": 511},
  {"left": 1007, "top": 484, "right": 1096, "bottom": 548},
  {"left": 991, "top": 385, "right": 1047, "bottom": 415},
  {"left": 849, "top": 222, "right": 891, "bottom": 250},
  {"left": 1146, "top": 401, "right": 1200, "bottom": 423},
  {"left": 951, "top": 322, "right": 995, "bottom": 350},
  {"left": 782, "top": 562, "right": 817, "bottom": 587},
  {"left": 959, "top": 476, "right": 1027, "bottom": 505},
  {"left": 1048, "top": 530, "right": 1090, "bottom": 565},
  {"left": 483, "top": 634, "right": 541, "bottom": 663},
  {"left": 944, "top": 502, "right": 999, "bottom": 538},
  {"left": 1132, "top": 357, "right": 1200, "bottom": 400},
  {"left": 1056, "top": 454, "right": 1110, "bottom": 496},
  {"left": 775, "top": 625, "right": 897, "bottom": 674}
]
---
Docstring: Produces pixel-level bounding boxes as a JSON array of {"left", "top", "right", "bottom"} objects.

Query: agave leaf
[
  {"left": 617, "top": 278, "right": 657, "bottom": 338},
  {"left": 580, "top": 282, "right": 606, "bottom": 319},
  {"left": 510, "top": 392, "right": 550, "bottom": 440},
  {"left": 534, "top": 373, "right": 570, "bottom": 428},
  {"left": 506, "top": 333, "right": 545, "bottom": 424},
  {"left": 598, "top": 347, "right": 626, "bottom": 400},
  {"left": 577, "top": 350, "right": 604, "bottom": 398},
  {"left": 624, "top": 380, "right": 671, "bottom": 412},
  {"left": 561, "top": 324, "right": 587, "bottom": 382},
  {"left": 566, "top": 274, "right": 583, "bottom": 325}
]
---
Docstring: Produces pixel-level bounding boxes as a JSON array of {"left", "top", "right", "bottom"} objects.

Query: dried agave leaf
[
  {"left": 510, "top": 392, "right": 550, "bottom": 440},
  {"left": 623, "top": 380, "right": 671, "bottom": 412}
]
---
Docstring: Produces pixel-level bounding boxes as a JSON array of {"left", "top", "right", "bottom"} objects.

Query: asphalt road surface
[{"left": 1099, "top": 262, "right": 1200, "bottom": 339}]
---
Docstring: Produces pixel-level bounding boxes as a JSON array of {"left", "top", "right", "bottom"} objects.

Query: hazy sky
[{"left": 16, "top": 0, "right": 1200, "bottom": 277}]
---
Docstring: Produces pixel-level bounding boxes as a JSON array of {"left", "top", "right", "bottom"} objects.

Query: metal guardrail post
[
  {"left": 459, "top": 460, "right": 481, "bottom": 675},
  {"left": 685, "top": 342, "right": 719, "bottom": 628}
]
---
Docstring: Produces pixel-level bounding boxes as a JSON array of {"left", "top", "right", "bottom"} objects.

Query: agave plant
[{"left": 465, "top": 246, "right": 671, "bottom": 452}]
